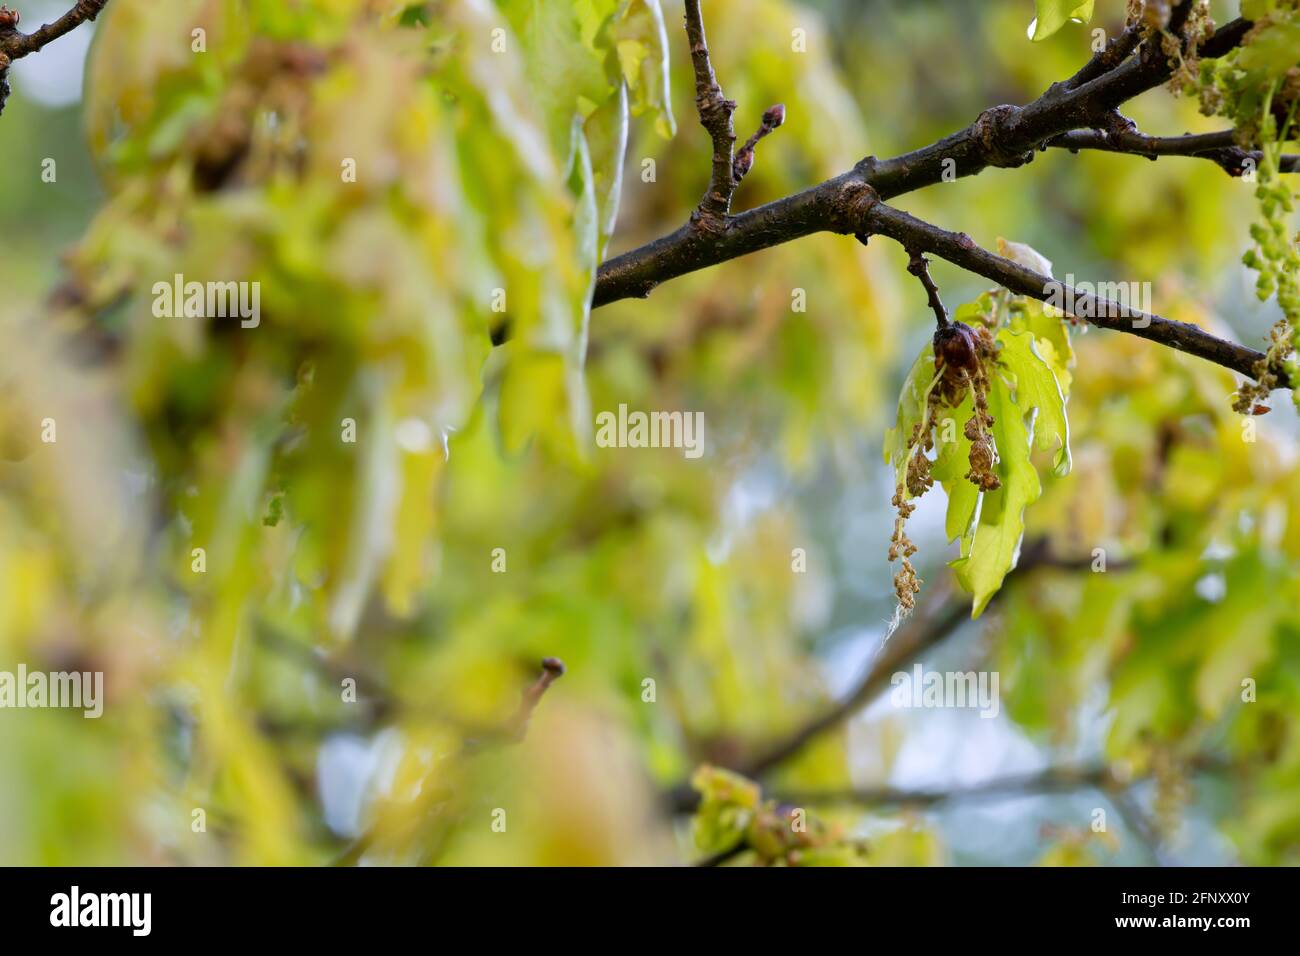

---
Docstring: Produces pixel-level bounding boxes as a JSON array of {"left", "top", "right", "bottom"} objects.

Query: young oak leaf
[
  {"left": 1029, "top": 0, "right": 1095, "bottom": 43},
  {"left": 1009, "top": 296, "right": 1075, "bottom": 393},
  {"left": 997, "top": 327, "right": 1072, "bottom": 476},
  {"left": 614, "top": 0, "right": 677, "bottom": 139},
  {"left": 884, "top": 316, "right": 1071, "bottom": 618},
  {"left": 951, "top": 370, "right": 1042, "bottom": 617},
  {"left": 996, "top": 236, "right": 1054, "bottom": 277},
  {"left": 930, "top": 390, "right": 981, "bottom": 549},
  {"left": 883, "top": 342, "right": 937, "bottom": 489},
  {"left": 948, "top": 326, "right": 1072, "bottom": 616}
]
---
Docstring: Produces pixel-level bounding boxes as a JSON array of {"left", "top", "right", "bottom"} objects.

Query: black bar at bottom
[{"left": 0, "top": 866, "right": 1283, "bottom": 941}]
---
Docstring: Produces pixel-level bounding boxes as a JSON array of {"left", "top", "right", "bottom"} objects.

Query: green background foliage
[{"left": 0, "top": 0, "right": 1297, "bottom": 866}]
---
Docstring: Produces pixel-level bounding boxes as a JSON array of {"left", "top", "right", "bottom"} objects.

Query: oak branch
[{"left": 593, "top": 2, "right": 1296, "bottom": 391}]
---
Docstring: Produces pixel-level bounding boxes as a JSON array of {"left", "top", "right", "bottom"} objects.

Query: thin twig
[
  {"left": 1110, "top": 788, "right": 1175, "bottom": 867},
  {"left": 664, "top": 591, "right": 965, "bottom": 815},
  {"left": 906, "top": 250, "right": 950, "bottom": 328},
  {"left": 694, "top": 842, "right": 749, "bottom": 867},
  {"left": 0, "top": 1, "right": 108, "bottom": 59},
  {"left": 733, "top": 103, "right": 785, "bottom": 183},
  {"left": 499, "top": 657, "right": 567, "bottom": 743},
  {"left": 0, "top": 1, "right": 110, "bottom": 115},
  {"left": 460, "top": 657, "right": 566, "bottom": 751},
  {"left": 331, "top": 657, "right": 566, "bottom": 866},
  {"left": 771, "top": 754, "right": 1229, "bottom": 811},
  {"left": 777, "top": 763, "right": 1127, "bottom": 808},
  {"left": 666, "top": 541, "right": 1130, "bottom": 815},
  {"left": 1048, "top": 123, "right": 1300, "bottom": 175}
]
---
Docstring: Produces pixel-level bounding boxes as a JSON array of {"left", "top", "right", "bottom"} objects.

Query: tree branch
[
  {"left": 0, "top": 1, "right": 110, "bottom": 114},
  {"left": 665, "top": 590, "right": 966, "bottom": 815},
  {"left": 756, "top": 590, "right": 969, "bottom": 779},
  {"left": 1048, "top": 121, "right": 1300, "bottom": 175},
  {"left": 771, "top": 754, "right": 1229, "bottom": 810},
  {"left": 735, "top": 539, "right": 1108, "bottom": 783},
  {"left": 1063, "top": 23, "right": 1142, "bottom": 90},
  {"left": 862, "top": 200, "right": 1293, "bottom": 388},
  {"left": 596, "top": 16, "right": 1255, "bottom": 308},
  {"left": 694, "top": 842, "right": 749, "bottom": 867},
  {"left": 1110, "top": 787, "right": 1174, "bottom": 866},
  {"left": 777, "top": 764, "right": 1127, "bottom": 809},
  {"left": 682, "top": 0, "right": 737, "bottom": 229},
  {"left": 1166, "top": 0, "right": 1197, "bottom": 39},
  {"left": 666, "top": 542, "right": 1135, "bottom": 816},
  {"left": 592, "top": 14, "right": 1288, "bottom": 390},
  {"left": 0, "top": 1, "right": 108, "bottom": 59}
]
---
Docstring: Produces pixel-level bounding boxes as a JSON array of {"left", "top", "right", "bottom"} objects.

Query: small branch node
[{"left": 973, "top": 104, "right": 1032, "bottom": 168}]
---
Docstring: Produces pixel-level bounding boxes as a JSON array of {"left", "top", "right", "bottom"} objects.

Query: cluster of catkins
[
  {"left": 1234, "top": 114, "right": 1300, "bottom": 414},
  {"left": 890, "top": 320, "right": 1000, "bottom": 615},
  {"left": 1185, "top": 2, "right": 1300, "bottom": 414},
  {"left": 935, "top": 319, "right": 1002, "bottom": 494},
  {"left": 1155, "top": 1, "right": 1218, "bottom": 98},
  {"left": 889, "top": 486, "right": 920, "bottom": 614}
]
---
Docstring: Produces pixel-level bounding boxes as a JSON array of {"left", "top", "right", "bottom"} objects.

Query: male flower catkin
[
  {"left": 887, "top": 319, "right": 1002, "bottom": 621},
  {"left": 934, "top": 321, "right": 1001, "bottom": 491}
]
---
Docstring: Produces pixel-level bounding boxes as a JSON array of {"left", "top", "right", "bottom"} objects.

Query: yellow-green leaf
[
  {"left": 1030, "top": 0, "right": 1095, "bottom": 42},
  {"left": 951, "top": 371, "right": 1041, "bottom": 617},
  {"left": 997, "top": 327, "right": 1072, "bottom": 475},
  {"left": 883, "top": 343, "right": 937, "bottom": 491}
]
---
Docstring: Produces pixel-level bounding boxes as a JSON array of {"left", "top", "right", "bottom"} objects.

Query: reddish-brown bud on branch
[
  {"left": 933, "top": 322, "right": 980, "bottom": 375},
  {"left": 733, "top": 103, "right": 788, "bottom": 183}
]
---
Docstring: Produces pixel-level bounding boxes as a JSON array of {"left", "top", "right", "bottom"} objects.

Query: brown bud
[
  {"left": 732, "top": 148, "right": 754, "bottom": 180},
  {"left": 933, "top": 322, "right": 980, "bottom": 376}
]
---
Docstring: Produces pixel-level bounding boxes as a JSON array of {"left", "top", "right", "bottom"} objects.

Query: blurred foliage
[{"left": 0, "top": 0, "right": 1297, "bottom": 867}]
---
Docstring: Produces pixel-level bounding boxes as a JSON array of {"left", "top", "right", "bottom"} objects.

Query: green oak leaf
[
  {"left": 499, "top": 0, "right": 619, "bottom": 168},
  {"left": 953, "top": 292, "right": 995, "bottom": 328},
  {"left": 1009, "top": 297, "right": 1075, "bottom": 394},
  {"left": 614, "top": 0, "right": 677, "bottom": 139},
  {"left": 951, "top": 370, "right": 1042, "bottom": 617},
  {"left": 931, "top": 391, "right": 981, "bottom": 550},
  {"left": 585, "top": 82, "right": 630, "bottom": 257},
  {"left": 997, "top": 327, "right": 1072, "bottom": 475},
  {"left": 883, "top": 342, "right": 937, "bottom": 491},
  {"left": 946, "top": 478, "right": 982, "bottom": 554},
  {"left": 1030, "top": 0, "right": 1095, "bottom": 42}
]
